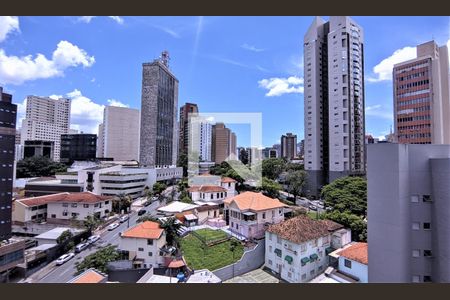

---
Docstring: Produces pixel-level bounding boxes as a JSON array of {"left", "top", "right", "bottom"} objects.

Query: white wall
[
  {"left": 119, "top": 232, "right": 167, "bottom": 267},
  {"left": 338, "top": 257, "right": 368, "bottom": 283}
]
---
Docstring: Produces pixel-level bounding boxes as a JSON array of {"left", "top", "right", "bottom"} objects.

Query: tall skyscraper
[
  {"left": 199, "top": 120, "right": 212, "bottom": 162},
  {"left": 304, "top": 16, "right": 365, "bottom": 197},
  {"left": 140, "top": 51, "right": 179, "bottom": 167},
  {"left": 281, "top": 133, "right": 298, "bottom": 160},
  {"left": 60, "top": 133, "right": 97, "bottom": 165},
  {"left": 368, "top": 143, "right": 450, "bottom": 283},
  {"left": 0, "top": 87, "right": 17, "bottom": 241},
  {"left": 21, "top": 96, "right": 70, "bottom": 161},
  {"left": 97, "top": 123, "right": 104, "bottom": 158},
  {"left": 179, "top": 103, "right": 198, "bottom": 157},
  {"left": 100, "top": 106, "right": 140, "bottom": 161},
  {"left": 211, "top": 123, "right": 236, "bottom": 164},
  {"left": 394, "top": 41, "right": 450, "bottom": 144}
]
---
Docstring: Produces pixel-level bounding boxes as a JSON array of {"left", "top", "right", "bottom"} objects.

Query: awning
[
  {"left": 243, "top": 211, "right": 256, "bottom": 216},
  {"left": 310, "top": 253, "right": 319, "bottom": 261},
  {"left": 301, "top": 257, "right": 310, "bottom": 265},
  {"left": 184, "top": 214, "right": 198, "bottom": 221},
  {"left": 325, "top": 247, "right": 335, "bottom": 255},
  {"left": 285, "top": 255, "right": 293, "bottom": 264},
  {"left": 274, "top": 248, "right": 282, "bottom": 257}
]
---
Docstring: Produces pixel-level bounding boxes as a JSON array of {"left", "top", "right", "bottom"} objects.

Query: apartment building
[
  {"left": 281, "top": 133, "right": 298, "bottom": 160},
  {"left": 265, "top": 215, "right": 351, "bottom": 283},
  {"left": 60, "top": 133, "right": 97, "bottom": 165},
  {"left": 394, "top": 40, "right": 450, "bottom": 144},
  {"left": 179, "top": 103, "right": 198, "bottom": 156},
  {"left": 368, "top": 143, "right": 450, "bottom": 283},
  {"left": 212, "top": 123, "right": 237, "bottom": 164},
  {"left": 21, "top": 96, "right": 70, "bottom": 161},
  {"left": 303, "top": 16, "right": 366, "bottom": 197}
]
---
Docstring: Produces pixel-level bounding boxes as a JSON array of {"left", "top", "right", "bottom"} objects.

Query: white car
[
  {"left": 119, "top": 215, "right": 129, "bottom": 223},
  {"left": 56, "top": 253, "right": 75, "bottom": 265},
  {"left": 87, "top": 235, "right": 100, "bottom": 244},
  {"left": 107, "top": 223, "right": 120, "bottom": 231},
  {"left": 75, "top": 242, "right": 89, "bottom": 253}
]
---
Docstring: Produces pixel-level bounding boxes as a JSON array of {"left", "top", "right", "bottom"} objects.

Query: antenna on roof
[{"left": 160, "top": 50, "right": 170, "bottom": 68}]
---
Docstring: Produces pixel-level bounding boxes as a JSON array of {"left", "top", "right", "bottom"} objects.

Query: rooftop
[
  {"left": 187, "top": 185, "right": 227, "bottom": 193},
  {"left": 337, "top": 242, "right": 368, "bottom": 265},
  {"left": 17, "top": 192, "right": 112, "bottom": 207},
  {"left": 266, "top": 215, "right": 344, "bottom": 244},
  {"left": 68, "top": 268, "right": 107, "bottom": 283},
  {"left": 121, "top": 221, "right": 164, "bottom": 240},
  {"left": 221, "top": 177, "right": 237, "bottom": 183},
  {"left": 187, "top": 269, "right": 222, "bottom": 283},
  {"left": 34, "top": 227, "right": 83, "bottom": 241},
  {"left": 223, "top": 191, "right": 286, "bottom": 212},
  {"left": 158, "top": 201, "right": 199, "bottom": 213}
]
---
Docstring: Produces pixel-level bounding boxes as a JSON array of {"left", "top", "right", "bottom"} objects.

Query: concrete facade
[
  {"left": 304, "top": 16, "right": 366, "bottom": 197},
  {"left": 368, "top": 143, "right": 450, "bottom": 283},
  {"left": 179, "top": 103, "right": 198, "bottom": 157},
  {"left": 281, "top": 133, "right": 298, "bottom": 160},
  {"left": 139, "top": 56, "right": 179, "bottom": 167},
  {"left": 21, "top": 96, "right": 70, "bottom": 161},
  {"left": 102, "top": 106, "right": 140, "bottom": 161},
  {"left": 394, "top": 41, "right": 450, "bottom": 144},
  {"left": 212, "top": 123, "right": 237, "bottom": 164}
]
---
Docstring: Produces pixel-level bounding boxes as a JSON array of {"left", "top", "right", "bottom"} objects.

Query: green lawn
[
  {"left": 180, "top": 229, "right": 245, "bottom": 271},
  {"left": 193, "top": 228, "right": 229, "bottom": 242}
]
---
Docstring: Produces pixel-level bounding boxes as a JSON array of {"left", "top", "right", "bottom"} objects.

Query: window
[
  {"left": 412, "top": 222, "right": 420, "bottom": 230},
  {"left": 268, "top": 259, "right": 273, "bottom": 266},
  {"left": 301, "top": 244, "right": 307, "bottom": 252},
  {"left": 344, "top": 259, "right": 352, "bottom": 268},
  {"left": 269, "top": 233, "right": 272, "bottom": 241},
  {"left": 412, "top": 250, "right": 420, "bottom": 257},
  {"left": 105, "top": 201, "right": 109, "bottom": 205},
  {"left": 310, "top": 269, "right": 315, "bottom": 276},
  {"left": 62, "top": 212, "right": 68, "bottom": 216},
  {"left": 71, "top": 213, "right": 78, "bottom": 218},
  {"left": 423, "top": 195, "right": 432, "bottom": 202},
  {"left": 51, "top": 214, "right": 56, "bottom": 218},
  {"left": 411, "top": 195, "right": 419, "bottom": 203},
  {"left": 147, "top": 239, "right": 153, "bottom": 245},
  {"left": 148, "top": 252, "right": 153, "bottom": 256},
  {"left": 424, "top": 250, "right": 432, "bottom": 257},
  {"left": 423, "top": 276, "right": 432, "bottom": 282},
  {"left": 71, "top": 203, "right": 77, "bottom": 208},
  {"left": 138, "top": 247, "right": 144, "bottom": 251},
  {"left": 302, "top": 274, "right": 307, "bottom": 280},
  {"left": 277, "top": 236, "right": 282, "bottom": 244},
  {"left": 262, "top": 213, "right": 266, "bottom": 219},
  {"left": 412, "top": 275, "right": 421, "bottom": 283},
  {"left": 423, "top": 222, "right": 431, "bottom": 230},
  {"left": 288, "top": 272, "right": 292, "bottom": 278},
  {"left": 83, "top": 204, "right": 89, "bottom": 208},
  {"left": 62, "top": 203, "right": 68, "bottom": 207},
  {"left": 236, "top": 224, "right": 239, "bottom": 230}
]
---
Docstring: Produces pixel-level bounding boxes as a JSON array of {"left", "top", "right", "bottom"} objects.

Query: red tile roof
[
  {"left": 18, "top": 192, "right": 112, "bottom": 207},
  {"left": 221, "top": 177, "right": 237, "bottom": 183},
  {"left": 223, "top": 191, "right": 286, "bottom": 212},
  {"left": 338, "top": 242, "right": 368, "bottom": 265},
  {"left": 267, "top": 215, "right": 344, "bottom": 244},
  {"left": 187, "top": 185, "right": 227, "bottom": 193},
  {"left": 168, "top": 259, "right": 185, "bottom": 268},
  {"left": 69, "top": 269, "right": 106, "bottom": 283},
  {"left": 121, "top": 221, "right": 164, "bottom": 240}
]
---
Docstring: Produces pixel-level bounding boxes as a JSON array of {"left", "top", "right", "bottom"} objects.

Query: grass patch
[
  {"left": 180, "top": 229, "right": 244, "bottom": 271},
  {"left": 307, "top": 211, "right": 320, "bottom": 219}
]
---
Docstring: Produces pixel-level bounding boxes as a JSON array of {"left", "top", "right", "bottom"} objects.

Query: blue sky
[{"left": 0, "top": 16, "right": 449, "bottom": 147}]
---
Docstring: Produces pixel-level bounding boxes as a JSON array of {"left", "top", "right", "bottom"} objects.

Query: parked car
[
  {"left": 138, "top": 209, "right": 147, "bottom": 216},
  {"left": 119, "top": 215, "right": 129, "bottom": 223},
  {"left": 56, "top": 253, "right": 75, "bottom": 265},
  {"left": 87, "top": 235, "right": 100, "bottom": 244},
  {"left": 143, "top": 201, "right": 151, "bottom": 207},
  {"left": 75, "top": 242, "right": 89, "bottom": 253},
  {"left": 308, "top": 204, "right": 318, "bottom": 211},
  {"left": 107, "top": 223, "right": 120, "bottom": 231}
]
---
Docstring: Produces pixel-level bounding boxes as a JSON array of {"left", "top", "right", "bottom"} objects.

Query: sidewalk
[{"left": 19, "top": 261, "right": 57, "bottom": 283}]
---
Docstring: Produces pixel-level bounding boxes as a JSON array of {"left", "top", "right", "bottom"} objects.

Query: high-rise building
[
  {"left": 272, "top": 144, "right": 281, "bottom": 158},
  {"left": 179, "top": 103, "right": 198, "bottom": 157},
  {"left": 262, "top": 147, "right": 277, "bottom": 159},
  {"left": 394, "top": 41, "right": 450, "bottom": 144},
  {"left": 0, "top": 87, "right": 17, "bottom": 241},
  {"left": 298, "top": 139, "right": 305, "bottom": 158},
  {"left": 211, "top": 123, "right": 236, "bottom": 164},
  {"left": 97, "top": 123, "right": 104, "bottom": 158},
  {"left": 368, "top": 143, "right": 450, "bottom": 283},
  {"left": 60, "top": 134, "right": 97, "bottom": 165},
  {"left": 304, "top": 16, "right": 366, "bottom": 197},
  {"left": 140, "top": 51, "right": 179, "bottom": 167},
  {"left": 21, "top": 96, "right": 70, "bottom": 161},
  {"left": 199, "top": 120, "right": 212, "bottom": 162},
  {"left": 281, "top": 133, "right": 298, "bottom": 160},
  {"left": 23, "top": 140, "right": 54, "bottom": 159},
  {"left": 100, "top": 106, "right": 140, "bottom": 161}
]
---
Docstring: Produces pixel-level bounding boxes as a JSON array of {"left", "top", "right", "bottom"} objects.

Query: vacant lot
[{"left": 180, "top": 229, "right": 244, "bottom": 271}]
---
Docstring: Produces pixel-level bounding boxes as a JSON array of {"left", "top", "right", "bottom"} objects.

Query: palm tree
[
  {"left": 84, "top": 215, "right": 101, "bottom": 232},
  {"left": 159, "top": 217, "right": 182, "bottom": 247}
]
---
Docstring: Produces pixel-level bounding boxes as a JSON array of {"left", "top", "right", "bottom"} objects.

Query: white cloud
[
  {"left": 108, "top": 16, "right": 124, "bottom": 25},
  {"left": 67, "top": 89, "right": 104, "bottom": 134},
  {"left": 365, "top": 104, "right": 393, "bottom": 120},
  {"left": 0, "top": 16, "right": 19, "bottom": 42},
  {"left": 368, "top": 46, "right": 417, "bottom": 82},
  {"left": 241, "top": 43, "right": 265, "bottom": 52},
  {"left": 0, "top": 40, "right": 95, "bottom": 85},
  {"left": 107, "top": 99, "right": 129, "bottom": 108},
  {"left": 152, "top": 25, "right": 180, "bottom": 38},
  {"left": 77, "top": 16, "right": 124, "bottom": 25},
  {"left": 258, "top": 76, "right": 304, "bottom": 97}
]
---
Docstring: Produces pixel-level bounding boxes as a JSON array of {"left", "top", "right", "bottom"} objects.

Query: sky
[{"left": 0, "top": 16, "right": 449, "bottom": 147}]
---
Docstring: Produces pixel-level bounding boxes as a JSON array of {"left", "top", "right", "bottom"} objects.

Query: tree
[
  {"left": 286, "top": 170, "right": 308, "bottom": 201},
  {"left": 258, "top": 177, "right": 282, "bottom": 199},
  {"left": 137, "top": 215, "right": 160, "bottom": 223},
  {"left": 322, "top": 210, "right": 367, "bottom": 242},
  {"left": 152, "top": 182, "right": 167, "bottom": 195},
  {"left": 180, "top": 193, "right": 192, "bottom": 204},
  {"left": 320, "top": 176, "right": 367, "bottom": 216},
  {"left": 16, "top": 156, "right": 68, "bottom": 178},
  {"left": 113, "top": 193, "right": 132, "bottom": 214},
  {"left": 229, "top": 239, "right": 240, "bottom": 278},
  {"left": 84, "top": 215, "right": 101, "bottom": 232},
  {"left": 177, "top": 152, "right": 188, "bottom": 177},
  {"left": 75, "top": 245, "right": 120, "bottom": 274},
  {"left": 159, "top": 217, "right": 182, "bottom": 247},
  {"left": 262, "top": 158, "right": 287, "bottom": 180},
  {"left": 238, "top": 148, "right": 249, "bottom": 165},
  {"left": 56, "top": 230, "right": 73, "bottom": 244}
]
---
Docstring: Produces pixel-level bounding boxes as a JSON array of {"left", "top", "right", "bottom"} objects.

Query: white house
[
  {"left": 119, "top": 221, "right": 169, "bottom": 269},
  {"left": 326, "top": 242, "right": 368, "bottom": 283},
  {"left": 220, "top": 177, "right": 237, "bottom": 196},
  {"left": 12, "top": 192, "right": 113, "bottom": 224},
  {"left": 265, "top": 215, "right": 351, "bottom": 283},
  {"left": 188, "top": 185, "right": 228, "bottom": 205}
]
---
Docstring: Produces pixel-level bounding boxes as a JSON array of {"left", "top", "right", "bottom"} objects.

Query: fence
[{"left": 212, "top": 241, "right": 265, "bottom": 281}]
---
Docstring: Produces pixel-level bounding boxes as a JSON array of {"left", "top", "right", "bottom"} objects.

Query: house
[
  {"left": 67, "top": 268, "right": 108, "bottom": 283},
  {"left": 12, "top": 192, "right": 113, "bottom": 225},
  {"left": 220, "top": 177, "right": 237, "bottom": 196},
  {"left": 157, "top": 201, "right": 200, "bottom": 216},
  {"left": 119, "top": 221, "right": 168, "bottom": 269},
  {"left": 265, "top": 215, "right": 351, "bottom": 283},
  {"left": 188, "top": 185, "right": 228, "bottom": 205},
  {"left": 326, "top": 242, "right": 368, "bottom": 283},
  {"left": 223, "top": 191, "right": 287, "bottom": 239},
  {"left": 174, "top": 204, "right": 221, "bottom": 227},
  {"left": 34, "top": 227, "right": 84, "bottom": 246}
]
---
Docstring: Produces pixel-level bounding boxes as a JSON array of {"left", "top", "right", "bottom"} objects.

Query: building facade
[
  {"left": 179, "top": 103, "right": 198, "bottom": 157},
  {"left": 212, "top": 123, "right": 237, "bottom": 164},
  {"left": 21, "top": 96, "right": 70, "bottom": 161},
  {"left": 304, "top": 16, "right": 366, "bottom": 197},
  {"left": 199, "top": 120, "right": 212, "bottom": 162},
  {"left": 60, "top": 134, "right": 97, "bottom": 165},
  {"left": 368, "top": 143, "right": 450, "bottom": 283},
  {"left": 394, "top": 41, "right": 450, "bottom": 144},
  {"left": 23, "top": 140, "right": 54, "bottom": 159},
  {"left": 281, "top": 133, "right": 298, "bottom": 160},
  {"left": 0, "top": 87, "right": 16, "bottom": 241},
  {"left": 96, "top": 123, "right": 105, "bottom": 158},
  {"left": 140, "top": 51, "right": 179, "bottom": 167},
  {"left": 100, "top": 106, "right": 140, "bottom": 161}
]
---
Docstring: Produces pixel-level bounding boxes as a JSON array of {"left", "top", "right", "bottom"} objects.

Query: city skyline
[{"left": 0, "top": 16, "right": 449, "bottom": 148}]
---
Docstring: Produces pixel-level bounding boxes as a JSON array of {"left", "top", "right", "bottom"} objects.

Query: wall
[
  {"left": 338, "top": 257, "right": 368, "bottom": 283},
  {"left": 46, "top": 200, "right": 112, "bottom": 221},
  {"left": 119, "top": 232, "right": 166, "bottom": 267}
]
